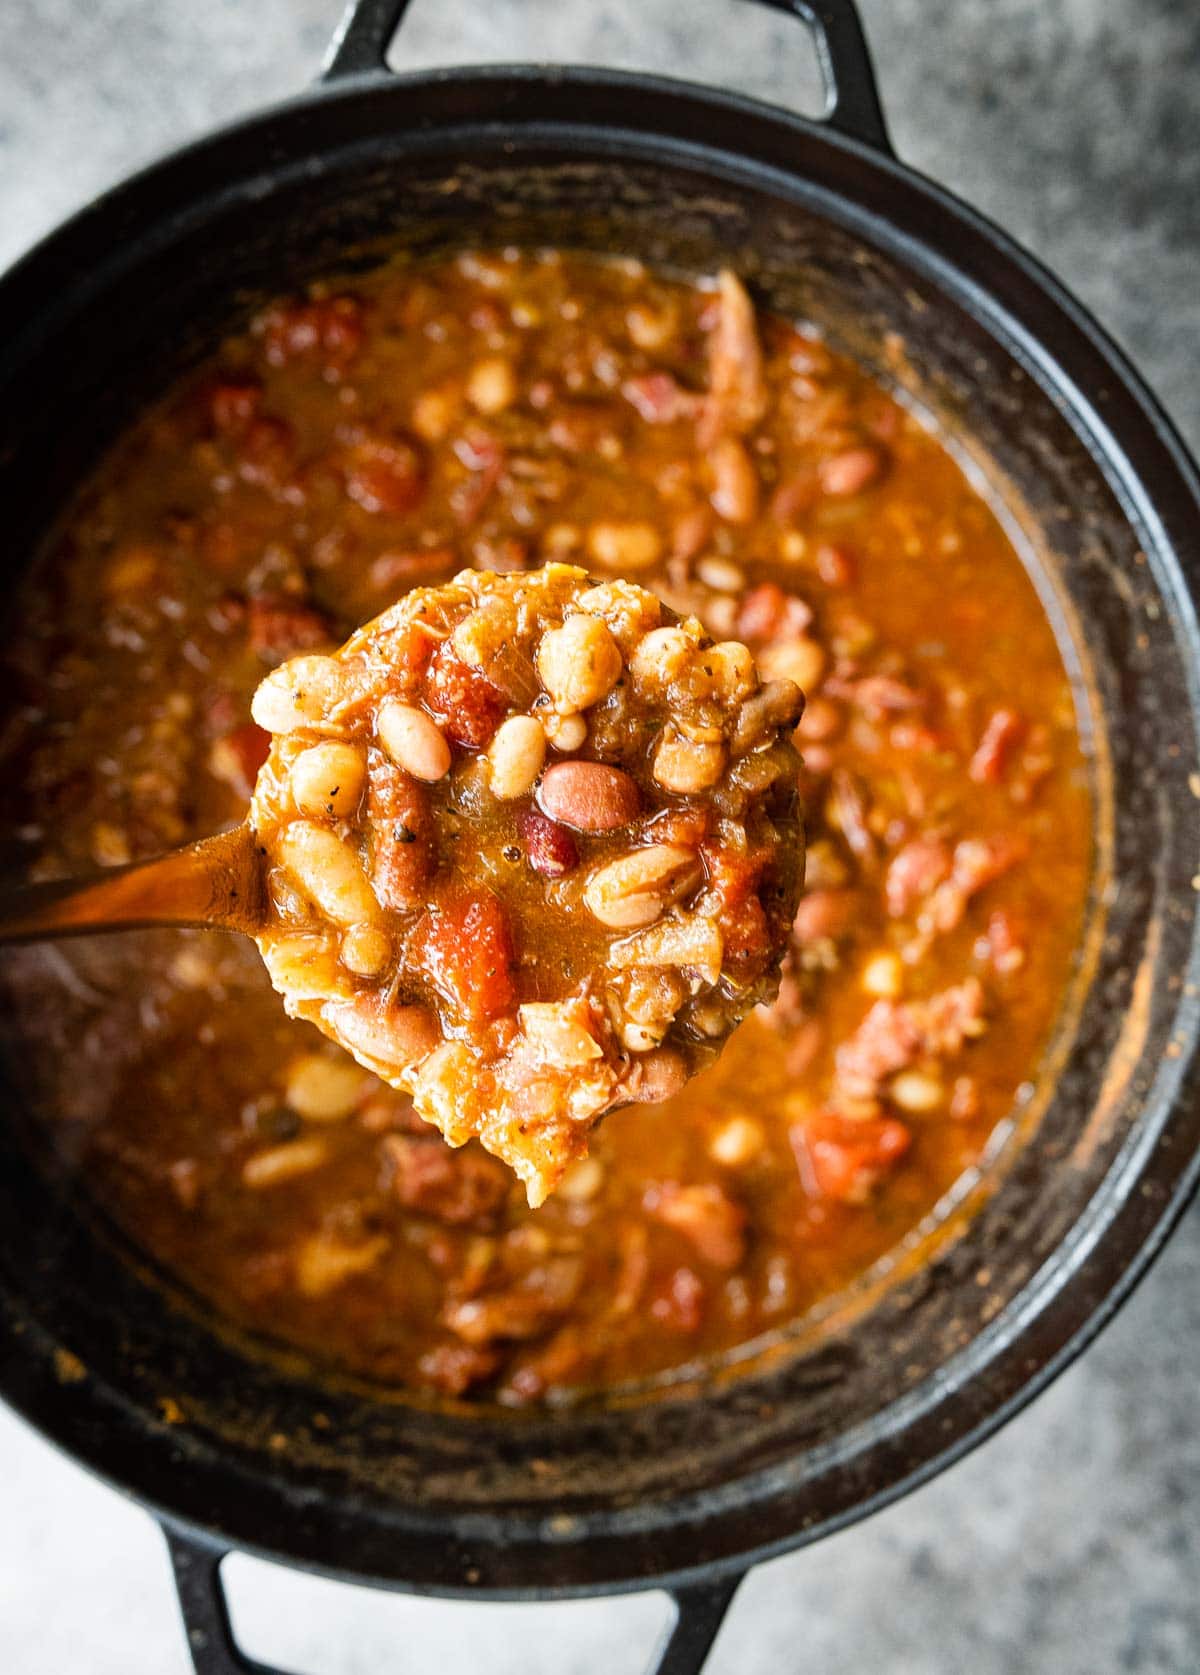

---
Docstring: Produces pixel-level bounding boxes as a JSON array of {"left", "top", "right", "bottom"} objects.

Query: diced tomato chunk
[
  {"left": 969, "top": 707, "right": 1026, "bottom": 785},
  {"left": 246, "top": 593, "right": 332, "bottom": 662},
  {"left": 736, "top": 581, "right": 813, "bottom": 643},
  {"left": 700, "top": 842, "right": 771, "bottom": 980},
  {"left": 649, "top": 1266, "right": 705, "bottom": 1332},
  {"left": 344, "top": 437, "right": 426, "bottom": 516},
  {"left": 424, "top": 640, "right": 507, "bottom": 749},
  {"left": 238, "top": 416, "right": 295, "bottom": 487},
  {"left": 885, "top": 835, "right": 951, "bottom": 918},
  {"left": 644, "top": 1182, "right": 746, "bottom": 1269},
  {"left": 417, "top": 1342, "right": 501, "bottom": 1396},
  {"left": 208, "top": 379, "right": 262, "bottom": 436},
  {"left": 209, "top": 722, "right": 271, "bottom": 798},
  {"left": 622, "top": 372, "right": 699, "bottom": 424},
  {"left": 792, "top": 1111, "right": 911, "bottom": 1204},
  {"left": 261, "top": 294, "right": 364, "bottom": 367},
  {"left": 416, "top": 892, "right": 516, "bottom": 1023}
]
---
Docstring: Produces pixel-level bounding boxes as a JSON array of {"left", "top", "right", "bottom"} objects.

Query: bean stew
[
  {"left": 248, "top": 561, "right": 802, "bottom": 1206},
  {"left": 0, "top": 250, "right": 1092, "bottom": 1402}
]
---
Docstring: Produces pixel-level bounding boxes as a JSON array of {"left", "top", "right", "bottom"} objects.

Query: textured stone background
[{"left": 1, "top": 2, "right": 1197, "bottom": 1671}]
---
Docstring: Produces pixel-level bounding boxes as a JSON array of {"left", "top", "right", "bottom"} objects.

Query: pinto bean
[
  {"left": 621, "top": 1045, "right": 690, "bottom": 1105},
  {"left": 323, "top": 993, "right": 442, "bottom": 1071},
  {"left": 583, "top": 844, "right": 703, "bottom": 929},
  {"left": 731, "top": 679, "right": 804, "bottom": 755},
  {"left": 538, "top": 762, "right": 640, "bottom": 831}
]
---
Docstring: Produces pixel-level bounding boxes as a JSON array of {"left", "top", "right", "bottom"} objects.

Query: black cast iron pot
[{"left": 2, "top": 2, "right": 1199, "bottom": 1670}]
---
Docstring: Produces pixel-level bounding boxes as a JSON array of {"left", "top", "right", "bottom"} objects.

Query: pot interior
[{"left": 0, "top": 78, "right": 1197, "bottom": 1592}]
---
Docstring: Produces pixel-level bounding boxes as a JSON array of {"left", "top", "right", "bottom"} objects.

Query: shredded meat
[
  {"left": 834, "top": 977, "right": 987, "bottom": 1100},
  {"left": 698, "top": 270, "right": 767, "bottom": 445},
  {"left": 382, "top": 1134, "right": 510, "bottom": 1228}
]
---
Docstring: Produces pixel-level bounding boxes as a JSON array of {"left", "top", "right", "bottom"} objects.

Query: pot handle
[
  {"left": 321, "top": 0, "right": 891, "bottom": 154},
  {"left": 165, "top": 1528, "right": 283, "bottom": 1675},
  {"left": 651, "top": 1574, "right": 744, "bottom": 1674},
  {"left": 164, "top": 1525, "right": 743, "bottom": 1675},
  {"left": 755, "top": 0, "right": 891, "bottom": 152}
]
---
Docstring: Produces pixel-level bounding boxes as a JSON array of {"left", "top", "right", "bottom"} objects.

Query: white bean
[
  {"left": 652, "top": 727, "right": 725, "bottom": 793},
  {"left": 586, "top": 520, "right": 663, "bottom": 572},
  {"left": 542, "top": 710, "right": 587, "bottom": 752},
  {"left": 467, "top": 355, "right": 518, "bottom": 415},
  {"left": 284, "top": 1053, "right": 364, "bottom": 1122},
  {"left": 242, "top": 1136, "right": 330, "bottom": 1188},
  {"left": 251, "top": 655, "right": 345, "bottom": 734},
  {"left": 376, "top": 700, "right": 451, "bottom": 781},
  {"left": 709, "top": 1115, "right": 766, "bottom": 1167},
  {"left": 536, "top": 614, "right": 623, "bottom": 712},
  {"left": 695, "top": 555, "right": 745, "bottom": 592},
  {"left": 629, "top": 626, "right": 695, "bottom": 690},
  {"left": 260, "top": 932, "right": 345, "bottom": 1001},
  {"left": 861, "top": 951, "right": 903, "bottom": 999},
  {"left": 290, "top": 741, "right": 366, "bottom": 820},
  {"left": 339, "top": 921, "right": 392, "bottom": 977},
  {"left": 275, "top": 821, "right": 379, "bottom": 927},
  {"left": 556, "top": 1155, "right": 606, "bottom": 1201},
  {"left": 487, "top": 715, "right": 546, "bottom": 799},
  {"left": 890, "top": 1070, "right": 945, "bottom": 1114}
]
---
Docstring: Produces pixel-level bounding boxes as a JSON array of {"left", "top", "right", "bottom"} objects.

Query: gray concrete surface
[{"left": 1, "top": 1, "right": 1198, "bottom": 1671}]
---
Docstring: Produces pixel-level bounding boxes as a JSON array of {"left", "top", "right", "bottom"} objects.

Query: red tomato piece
[
  {"left": 792, "top": 1112, "right": 911, "bottom": 1204},
  {"left": 423, "top": 640, "right": 507, "bottom": 749},
  {"left": 416, "top": 892, "right": 517, "bottom": 1023}
]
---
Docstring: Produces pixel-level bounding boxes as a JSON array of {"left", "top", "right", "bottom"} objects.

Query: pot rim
[{"left": 1, "top": 60, "right": 1199, "bottom": 1599}]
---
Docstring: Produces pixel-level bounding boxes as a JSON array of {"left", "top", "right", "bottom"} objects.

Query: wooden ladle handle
[{"left": 0, "top": 825, "right": 265, "bottom": 943}]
